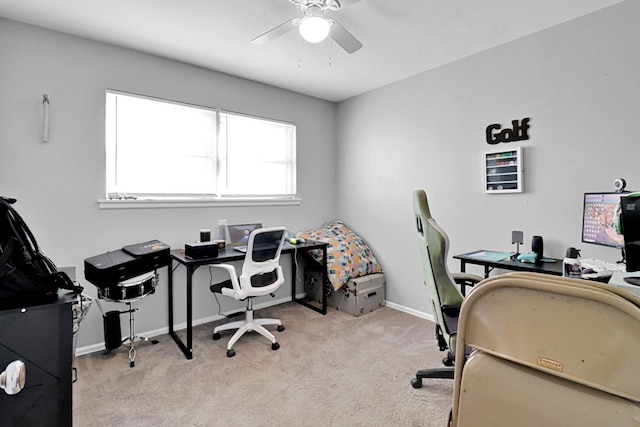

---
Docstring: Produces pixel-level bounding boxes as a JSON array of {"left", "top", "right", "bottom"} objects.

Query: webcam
[{"left": 614, "top": 178, "right": 627, "bottom": 192}]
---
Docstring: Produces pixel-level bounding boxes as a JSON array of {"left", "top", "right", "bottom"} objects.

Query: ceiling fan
[{"left": 252, "top": 0, "right": 364, "bottom": 54}]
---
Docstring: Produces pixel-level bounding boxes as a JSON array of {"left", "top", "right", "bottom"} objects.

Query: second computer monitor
[{"left": 581, "top": 192, "right": 625, "bottom": 250}]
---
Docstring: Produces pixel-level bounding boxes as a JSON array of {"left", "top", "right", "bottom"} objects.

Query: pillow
[{"left": 298, "top": 220, "right": 382, "bottom": 290}]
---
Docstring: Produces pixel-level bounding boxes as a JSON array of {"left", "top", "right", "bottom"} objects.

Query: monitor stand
[
  {"left": 623, "top": 276, "right": 640, "bottom": 286},
  {"left": 617, "top": 247, "right": 627, "bottom": 264}
]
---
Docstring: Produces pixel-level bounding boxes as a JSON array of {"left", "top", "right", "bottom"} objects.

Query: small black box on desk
[{"left": 185, "top": 242, "right": 219, "bottom": 260}]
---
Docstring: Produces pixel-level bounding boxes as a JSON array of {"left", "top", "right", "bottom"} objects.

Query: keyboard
[{"left": 580, "top": 258, "right": 627, "bottom": 273}]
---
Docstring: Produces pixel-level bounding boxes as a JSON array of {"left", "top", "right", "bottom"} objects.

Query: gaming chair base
[
  {"left": 411, "top": 367, "right": 455, "bottom": 389},
  {"left": 411, "top": 349, "right": 456, "bottom": 389}
]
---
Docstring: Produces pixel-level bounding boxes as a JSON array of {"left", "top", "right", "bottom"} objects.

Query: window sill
[{"left": 98, "top": 197, "right": 302, "bottom": 209}]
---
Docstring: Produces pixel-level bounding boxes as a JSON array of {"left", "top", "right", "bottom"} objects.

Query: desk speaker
[
  {"left": 185, "top": 241, "right": 219, "bottom": 260},
  {"left": 532, "top": 236, "right": 544, "bottom": 262}
]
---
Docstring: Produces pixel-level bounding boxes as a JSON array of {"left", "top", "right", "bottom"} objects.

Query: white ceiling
[{"left": 0, "top": 0, "right": 627, "bottom": 102}]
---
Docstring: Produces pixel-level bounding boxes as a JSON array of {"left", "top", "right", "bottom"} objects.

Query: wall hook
[{"left": 42, "top": 94, "right": 49, "bottom": 142}]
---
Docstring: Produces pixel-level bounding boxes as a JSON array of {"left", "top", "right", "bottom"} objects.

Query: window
[{"left": 105, "top": 91, "right": 296, "bottom": 201}]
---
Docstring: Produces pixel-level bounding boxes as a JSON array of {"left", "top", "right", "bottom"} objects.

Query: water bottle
[
  {"left": 218, "top": 219, "right": 229, "bottom": 245},
  {"left": 563, "top": 247, "right": 582, "bottom": 279}
]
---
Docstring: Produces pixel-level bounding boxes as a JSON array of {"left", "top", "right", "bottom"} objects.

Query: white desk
[{"left": 608, "top": 271, "right": 640, "bottom": 297}]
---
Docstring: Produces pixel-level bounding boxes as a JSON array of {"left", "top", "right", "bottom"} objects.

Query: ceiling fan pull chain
[{"left": 298, "top": 31, "right": 303, "bottom": 68}]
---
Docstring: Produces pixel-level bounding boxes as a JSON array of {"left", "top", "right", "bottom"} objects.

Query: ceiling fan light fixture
[{"left": 299, "top": 16, "right": 331, "bottom": 43}]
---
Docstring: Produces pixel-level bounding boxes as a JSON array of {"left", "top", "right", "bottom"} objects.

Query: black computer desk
[
  {"left": 453, "top": 250, "right": 563, "bottom": 279},
  {"left": 168, "top": 240, "right": 328, "bottom": 359}
]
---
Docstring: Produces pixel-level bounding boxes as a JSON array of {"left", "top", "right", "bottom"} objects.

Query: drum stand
[
  {"left": 97, "top": 299, "right": 159, "bottom": 368},
  {"left": 95, "top": 272, "right": 160, "bottom": 368},
  {"left": 120, "top": 301, "right": 158, "bottom": 368}
]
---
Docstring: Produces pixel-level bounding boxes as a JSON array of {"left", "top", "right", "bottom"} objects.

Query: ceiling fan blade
[
  {"left": 337, "top": 0, "right": 365, "bottom": 7},
  {"left": 329, "top": 20, "right": 363, "bottom": 54},
  {"left": 252, "top": 18, "right": 297, "bottom": 45}
]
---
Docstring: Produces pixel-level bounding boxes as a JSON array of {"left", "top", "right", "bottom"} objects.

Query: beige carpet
[{"left": 73, "top": 302, "right": 453, "bottom": 426}]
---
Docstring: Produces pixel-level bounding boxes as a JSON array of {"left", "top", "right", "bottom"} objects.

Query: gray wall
[
  {"left": 2, "top": 0, "right": 640, "bottom": 350},
  {"left": 0, "top": 19, "right": 337, "bottom": 350},
  {"left": 335, "top": 1, "right": 640, "bottom": 314}
]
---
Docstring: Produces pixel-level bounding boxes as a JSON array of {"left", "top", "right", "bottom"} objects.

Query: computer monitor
[
  {"left": 227, "top": 223, "right": 263, "bottom": 247},
  {"left": 620, "top": 193, "right": 640, "bottom": 286},
  {"left": 581, "top": 192, "right": 626, "bottom": 251}
]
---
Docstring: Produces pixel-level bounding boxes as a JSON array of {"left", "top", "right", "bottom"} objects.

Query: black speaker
[
  {"left": 184, "top": 241, "right": 219, "bottom": 260},
  {"left": 532, "top": 236, "right": 544, "bottom": 263},
  {"left": 103, "top": 310, "right": 122, "bottom": 350}
]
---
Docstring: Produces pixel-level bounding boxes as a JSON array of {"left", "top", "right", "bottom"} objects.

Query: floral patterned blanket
[{"left": 297, "top": 220, "right": 382, "bottom": 291}]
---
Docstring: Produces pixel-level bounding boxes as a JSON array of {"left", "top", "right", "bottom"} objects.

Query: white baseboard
[
  {"left": 75, "top": 296, "right": 433, "bottom": 357},
  {"left": 384, "top": 300, "right": 435, "bottom": 323},
  {"left": 74, "top": 295, "right": 293, "bottom": 357}
]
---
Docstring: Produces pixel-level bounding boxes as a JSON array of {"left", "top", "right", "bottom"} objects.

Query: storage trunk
[{"left": 305, "top": 271, "right": 385, "bottom": 317}]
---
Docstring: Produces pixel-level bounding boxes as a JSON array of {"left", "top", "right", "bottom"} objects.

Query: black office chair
[
  {"left": 209, "top": 226, "right": 287, "bottom": 357},
  {"left": 411, "top": 189, "right": 483, "bottom": 389}
]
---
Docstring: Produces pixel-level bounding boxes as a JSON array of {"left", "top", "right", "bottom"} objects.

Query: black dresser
[{"left": 0, "top": 294, "right": 73, "bottom": 426}]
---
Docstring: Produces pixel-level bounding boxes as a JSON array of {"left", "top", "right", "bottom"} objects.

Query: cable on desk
[
  {"left": 208, "top": 267, "right": 223, "bottom": 317},
  {"left": 294, "top": 246, "right": 301, "bottom": 282}
]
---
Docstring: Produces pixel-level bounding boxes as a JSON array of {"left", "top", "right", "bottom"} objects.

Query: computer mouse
[{"left": 582, "top": 268, "right": 594, "bottom": 275}]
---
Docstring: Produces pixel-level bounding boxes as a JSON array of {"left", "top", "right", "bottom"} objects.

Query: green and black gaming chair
[{"left": 411, "top": 189, "right": 483, "bottom": 389}]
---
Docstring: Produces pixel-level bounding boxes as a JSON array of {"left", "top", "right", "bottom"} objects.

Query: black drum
[{"left": 98, "top": 272, "right": 158, "bottom": 302}]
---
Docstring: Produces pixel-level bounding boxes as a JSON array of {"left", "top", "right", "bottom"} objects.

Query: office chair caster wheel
[
  {"left": 411, "top": 378, "right": 423, "bottom": 389},
  {"left": 226, "top": 349, "right": 235, "bottom": 358},
  {"left": 212, "top": 332, "right": 221, "bottom": 340},
  {"left": 271, "top": 342, "right": 280, "bottom": 351},
  {"left": 442, "top": 357, "right": 454, "bottom": 367},
  {"left": 277, "top": 325, "right": 285, "bottom": 332},
  {"left": 151, "top": 339, "right": 159, "bottom": 345}
]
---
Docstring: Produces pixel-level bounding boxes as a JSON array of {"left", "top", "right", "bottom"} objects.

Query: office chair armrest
[
  {"left": 452, "top": 273, "right": 483, "bottom": 296},
  {"left": 441, "top": 304, "right": 461, "bottom": 318},
  {"left": 208, "top": 264, "right": 247, "bottom": 300},
  {"left": 452, "top": 273, "right": 483, "bottom": 284}
]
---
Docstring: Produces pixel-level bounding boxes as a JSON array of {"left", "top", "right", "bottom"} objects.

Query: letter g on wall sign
[{"left": 486, "top": 117, "right": 530, "bottom": 144}]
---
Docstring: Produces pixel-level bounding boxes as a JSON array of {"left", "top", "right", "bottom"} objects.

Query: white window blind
[{"left": 105, "top": 91, "right": 296, "bottom": 200}]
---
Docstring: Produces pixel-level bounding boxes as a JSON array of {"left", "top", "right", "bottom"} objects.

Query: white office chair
[{"left": 209, "top": 226, "right": 287, "bottom": 357}]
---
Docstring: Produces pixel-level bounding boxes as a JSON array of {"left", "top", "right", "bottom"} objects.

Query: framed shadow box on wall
[{"left": 483, "top": 147, "right": 523, "bottom": 193}]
